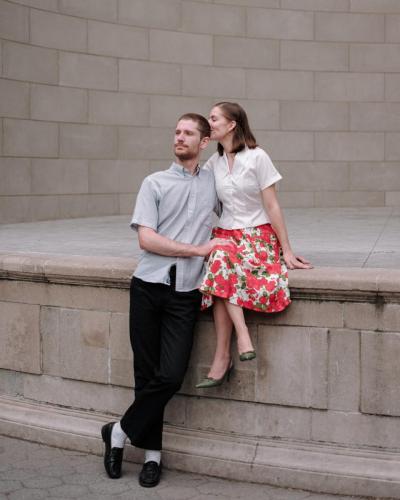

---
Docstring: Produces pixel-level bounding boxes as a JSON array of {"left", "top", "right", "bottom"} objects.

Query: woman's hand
[{"left": 283, "top": 250, "right": 313, "bottom": 270}]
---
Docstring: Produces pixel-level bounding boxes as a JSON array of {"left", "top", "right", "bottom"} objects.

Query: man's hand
[{"left": 196, "top": 238, "right": 235, "bottom": 257}]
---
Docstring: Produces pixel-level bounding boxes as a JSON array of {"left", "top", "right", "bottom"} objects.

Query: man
[{"left": 101, "top": 113, "right": 227, "bottom": 488}]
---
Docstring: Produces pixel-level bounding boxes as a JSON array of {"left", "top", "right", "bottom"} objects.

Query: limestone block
[
  {"left": 311, "top": 409, "right": 400, "bottom": 449},
  {"left": 149, "top": 95, "right": 213, "bottom": 128},
  {"left": 182, "top": 66, "right": 245, "bottom": 98},
  {"left": 118, "top": 0, "right": 181, "bottom": 30},
  {"left": 215, "top": 0, "right": 279, "bottom": 6},
  {"left": 256, "top": 326, "right": 329, "bottom": 409},
  {"left": 31, "top": 159, "right": 89, "bottom": 195},
  {"left": 31, "top": 84, "right": 88, "bottom": 123},
  {"left": 87, "top": 194, "right": 119, "bottom": 216},
  {"left": 0, "top": 369, "right": 23, "bottom": 396},
  {"left": 214, "top": 36, "right": 279, "bottom": 69},
  {"left": 150, "top": 30, "right": 212, "bottom": 65},
  {"left": 57, "top": 195, "right": 88, "bottom": 219},
  {"left": 350, "top": 163, "right": 400, "bottom": 191},
  {"left": 164, "top": 395, "right": 186, "bottom": 427},
  {"left": 0, "top": 158, "right": 31, "bottom": 195},
  {"left": 279, "top": 162, "right": 349, "bottom": 191},
  {"left": 119, "top": 194, "right": 137, "bottom": 214},
  {"left": 256, "top": 131, "right": 313, "bottom": 161},
  {"left": 41, "top": 307, "right": 109, "bottom": 383},
  {"left": 270, "top": 300, "right": 344, "bottom": 328},
  {"left": 3, "top": 41, "right": 57, "bottom": 84},
  {"left": 0, "top": 0, "right": 29, "bottom": 42},
  {"left": 315, "top": 72, "right": 384, "bottom": 101},
  {"left": 343, "top": 302, "right": 380, "bottom": 330},
  {"left": 385, "top": 133, "right": 400, "bottom": 160},
  {"left": 30, "top": 10, "right": 87, "bottom": 52},
  {"left": 236, "top": 99, "right": 279, "bottom": 130},
  {"left": 386, "top": 15, "right": 400, "bottom": 42},
  {"left": 182, "top": 2, "right": 245, "bottom": 36},
  {"left": 186, "top": 397, "right": 311, "bottom": 441},
  {"left": 316, "top": 12, "right": 384, "bottom": 42},
  {"left": 381, "top": 304, "right": 400, "bottom": 332},
  {"left": 246, "top": 70, "right": 314, "bottom": 100},
  {"left": 59, "top": 0, "right": 117, "bottom": 21},
  {"left": 88, "top": 21, "right": 148, "bottom": 59},
  {"left": 350, "top": 0, "right": 400, "bottom": 13},
  {"left": 386, "top": 192, "right": 400, "bottom": 206},
  {"left": 0, "top": 302, "right": 40, "bottom": 374},
  {"left": 12, "top": 0, "right": 58, "bottom": 10},
  {"left": 385, "top": 74, "right": 400, "bottom": 101},
  {"left": 277, "top": 192, "right": 314, "bottom": 208},
  {"left": 281, "top": 41, "right": 348, "bottom": 71},
  {"left": 314, "top": 190, "right": 384, "bottom": 207},
  {"left": 88, "top": 91, "right": 149, "bottom": 126},
  {"left": 328, "top": 329, "right": 360, "bottom": 411},
  {"left": 119, "top": 60, "right": 181, "bottom": 94},
  {"left": 30, "top": 196, "right": 60, "bottom": 221},
  {"left": 315, "top": 132, "right": 384, "bottom": 161},
  {"left": 247, "top": 8, "right": 313, "bottom": 40},
  {"left": 4, "top": 119, "right": 58, "bottom": 157},
  {"left": 281, "top": 0, "right": 350, "bottom": 10},
  {"left": 0, "top": 196, "right": 31, "bottom": 223},
  {"left": 88, "top": 160, "right": 149, "bottom": 194},
  {"left": 110, "top": 313, "right": 133, "bottom": 387},
  {"left": 59, "top": 52, "right": 118, "bottom": 91},
  {"left": 0, "top": 78, "right": 28, "bottom": 118},
  {"left": 361, "top": 331, "right": 400, "bottom": 416},
  {"left": 351, "top": 103, "right": 400, "bottom": 131},
  {"left": 281, "top": 102, "right": 348, "bottom": 131},
  {"left": 350, "top": 44, "right": 400, "bottom": 72},
  {"left": 118, "top": 126, "right": 174, "bottom": 160},
  {"left": 60, "top": 124, "right": 118, "bottom": 159}
]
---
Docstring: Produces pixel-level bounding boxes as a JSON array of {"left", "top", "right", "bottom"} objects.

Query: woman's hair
[
  {"left": 213, "top": 102, "right": 258, "bottom": 156},
  {"left": 177, "top": 113, "right": 211, "bottom": 140}
]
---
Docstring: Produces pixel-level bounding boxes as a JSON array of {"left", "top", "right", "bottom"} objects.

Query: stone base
[{"left": 1, "top": 395, "right": 400, "bottom": 498}]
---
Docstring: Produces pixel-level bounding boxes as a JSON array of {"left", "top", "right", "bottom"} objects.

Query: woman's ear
[{"left": 228, "top": 120, "right": 237, "bottom": 133}]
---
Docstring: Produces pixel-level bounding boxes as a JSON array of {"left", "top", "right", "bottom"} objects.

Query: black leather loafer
[
  {"left": 101, "top": 422, "right": 124, "bottom": 479},
  {"left": 139, "top": 461, "right": 162, "bottom": 488}
]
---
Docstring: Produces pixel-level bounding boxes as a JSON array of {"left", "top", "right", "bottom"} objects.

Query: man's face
[{"left": 174, "top": 119, "right": 207, "bottom": 161}]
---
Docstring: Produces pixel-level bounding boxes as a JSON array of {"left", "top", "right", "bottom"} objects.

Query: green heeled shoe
[
  {"left": 195, "top": 360, "right": 234, "bottom": 389},
  {"left": 239, "top": 350, "right": 256, "bottom": 362}
]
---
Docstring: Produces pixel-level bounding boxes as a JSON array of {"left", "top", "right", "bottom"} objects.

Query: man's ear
[{"left": 200, "top": 136, "right": 210, "bottom": 149}]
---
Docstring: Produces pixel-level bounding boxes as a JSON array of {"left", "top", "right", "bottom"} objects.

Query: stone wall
[
  {"left": 1, "top": 0, "right": 400, "bottom": 223},
  {"left": 1, "top": 253, "right": 400, "bottom": 495}
]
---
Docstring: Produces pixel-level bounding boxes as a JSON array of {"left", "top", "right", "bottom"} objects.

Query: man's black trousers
[{"left": 120, "top": 275, "right": 201, "bottom": 451}]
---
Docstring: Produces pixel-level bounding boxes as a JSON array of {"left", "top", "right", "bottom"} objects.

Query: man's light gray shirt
[{"left": 131, "top": 162, "right": 218, "bottom": 292}]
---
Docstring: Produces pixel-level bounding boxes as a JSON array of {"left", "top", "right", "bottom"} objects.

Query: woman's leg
[
  {"left": 206, "top": 298, "right": 233, "bottom": 379},
  {"left": 224, "top": 301, "right": 254, "bottom": 355}
]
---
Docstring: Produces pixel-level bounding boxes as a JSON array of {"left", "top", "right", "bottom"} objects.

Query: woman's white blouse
[{"left": 204, "top": 146, "right": 282, "bottom": 230}]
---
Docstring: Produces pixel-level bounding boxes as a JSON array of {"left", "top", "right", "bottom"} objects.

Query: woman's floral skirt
[{"left": 200, "top": 224, "right": 291, "bottom": 313}]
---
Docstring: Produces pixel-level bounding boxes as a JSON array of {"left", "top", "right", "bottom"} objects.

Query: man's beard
[{"left": 174, "top": 146, "right": 196, "bottom": 161}]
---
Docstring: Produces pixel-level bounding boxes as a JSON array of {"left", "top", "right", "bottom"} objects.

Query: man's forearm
[{"left": 138, "top": 227, "right": 205, "bottom": 257}]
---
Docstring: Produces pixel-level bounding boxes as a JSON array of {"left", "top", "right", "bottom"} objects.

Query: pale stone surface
[
  {"left": 149, "top": 95, "right": 213, "bottom": 128},
  {"left": 315, "top": 12, "right": 384, "bottom": 42},
  {"left": 59, "top": 52, "right": 118, "bottom": 91},
  {"left": 381, "top": 304, "right": 400, "bottom": 332},
  {"left": 351, "top": 103, "right": 400, "bottom": 131},
  {"left": 0, "top": 79, "right": 29, "bottom": 119},
  {"left": 269, "top": 300, "right": 344, "bottom": 328},
  {"left": 59, "top": 0, "right": 118, "bottom": 21},
  {"left": 256, "top": 326, "right": 329, "bottom": 409},
  {"left": 3, "top": 41, "right": 58, "bottom": 84},
  {"left": 31, "top": 84, "right": 88, "bottom": 123},
  {"left": 110, "top": 312, "right": 133, "bottom": 387},
  {"left": 88, "top": 91, "right": 149, "bottom": 126},
  {"left": 277, "top": 192, "right": 314, "bottom": 208},
  {"left": 30, "top": 9, "right": 87, "bottom": 52},
  {"left": 247, "top": 8, "right": 314, "bottom": 40},
  {"left": 12, "top": 0, "right": 58, "bottom": 9},
  {"left": 281, "top": 102, "right": 348, "bottom": 131},
  {"left": 4, "top": 119, "right": 58, "bottom": 157},
  {"left": 350, "top": 163, "right": 400, "bottom": 191},
  {"left": 118, "top": 126, "right": 172, "bottom": 159},
  {"left": 0, "top": 158, "right": 31, "bottom": 195},
  {"left": 350, "top": 0, "right": 400, "bottom": 13},
  {"left": 150, "top": 30, "right": 212, "bottom": 65},
  {"left": 88, "top": 160, "right": 149, "bottom": 194},
  {"left": 350, "top": 43, "right": 400, "bottom": 72},
  {"left": 88, "top": 21, "right": 148, "bottom": 59},
  {"left": 237, "top": 99, "right": 279, "bottom": 130},
  {"left": 281, "top": 0, "right": 350, "bottom": 10},
  {"left": 119, "top": 60, "right": 181, "bottom": 94},
  {"left": 315, "top": 132, "right": 384, "bottom": 161},
  {"left": 385, "top": 74, "right": 400, "bottom": 101},
  {"left": 182, "top": 66, "right": 245, "bottom": 98},
  {"left": 385, "top": 133, "right": 400, "bottom": 160},
  {"left": 0, "top": 0, "right": 29, "bottom": 42},
  {"left": 328, "top": 329, "right": 360, "bottom": 411},
  {"left": 60, "top": 124, "right": 118, "bottom": 159},
  {"left": 385, "top": 15, "right": 400, "bottom": 42},
  {"left": 256, "top": 131, "right": 314, "bottom": 161},
  {"left": 31, "top": 159, "right": 89, "bottom": 195},
  {"left": 0, "top": 196, "right": 31, "bottom": 223},
  {"left": 315, "top": 72, "right": 384, "bottom": 101},
  {"left": 214, "top": 36, "right": 279, "bottom": 69},
  {"left": 118, "top": 0, "right": 181, "bottom": 30},
  {"left": 182, "top": 2, "right": 246, "bottom": 36},
  {"left": 281, "top": 41, "right": 349, "bottom": 71},
  {"left": 246, "top": 70, "right": 314, "bottom": 100},
  {"left": 314, "top": 191, "right": 384, "bottom": 207},
  {"left": 343, "top": 302, "right": 380, "bottom": 330},
  {"left": 0, "top": 302, "right": 40, "bottom": 374},
  {"left": 279, "top": 162, "right": 349, "bottom": 192}
]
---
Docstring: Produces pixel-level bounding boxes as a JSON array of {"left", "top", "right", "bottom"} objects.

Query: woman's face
[{"left": 208, "top": 106, "right": 235, "bottom": 142}]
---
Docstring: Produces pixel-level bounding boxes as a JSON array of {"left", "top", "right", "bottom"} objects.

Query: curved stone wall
[{"left": 1, "top": 0, "right": 400, "bottom": 222}]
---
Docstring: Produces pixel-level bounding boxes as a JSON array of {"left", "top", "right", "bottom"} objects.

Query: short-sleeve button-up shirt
[
  {"left": 131, "top": 162, "right": 218, "bottom": 292},
  {"left": 205, "top": 147, "right": 282, "bottom": 230}
]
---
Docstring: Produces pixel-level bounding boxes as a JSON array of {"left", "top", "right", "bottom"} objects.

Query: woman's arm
[{"left": 261, "top": 185, "right": 312, "bottom": 270}]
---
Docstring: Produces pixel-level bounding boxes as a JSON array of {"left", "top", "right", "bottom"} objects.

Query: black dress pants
[{"left": 120, "top": 274, "right": 201, "bottom": 451}]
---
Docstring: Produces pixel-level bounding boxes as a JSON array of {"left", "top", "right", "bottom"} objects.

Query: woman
[{"left": 196, "top": 102, "right": 312, "bottom": 389}]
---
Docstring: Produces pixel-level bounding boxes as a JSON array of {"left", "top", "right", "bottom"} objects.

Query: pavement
[
  {"left": 0, "top": 436, "right": 371, "bottom": 500},
  {"left": 0, "top": 207, "right": 400, "bottom": 269}
]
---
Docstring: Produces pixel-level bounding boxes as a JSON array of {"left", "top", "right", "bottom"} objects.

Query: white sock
[
  {"left": 111, "top": 421, "right": 127, "bottom": 448},
  {"left": 144, "top": 449, "right": 161, "bottom": 465}
]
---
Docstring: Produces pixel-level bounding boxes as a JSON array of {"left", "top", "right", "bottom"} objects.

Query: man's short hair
[{"left": 177, "top": 113, "right": 211, "bottom": 140}]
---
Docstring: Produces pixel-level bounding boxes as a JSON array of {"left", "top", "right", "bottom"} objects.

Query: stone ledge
[
  {"left": 1, "top": 395, "right": 400, "bottom": 498},
  {"left": 1, "top": 251, "right": 400, "bottom": 302}
]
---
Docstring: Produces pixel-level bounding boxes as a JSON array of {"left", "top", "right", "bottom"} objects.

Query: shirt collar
[{"left": 170, "top": 162, "right": 200, "bottom": 177}]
